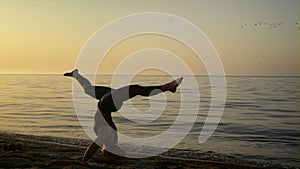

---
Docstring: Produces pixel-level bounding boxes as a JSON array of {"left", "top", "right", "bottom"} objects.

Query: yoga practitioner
[{"left": 64, "top": 69, "right": 183, "bottom": 161}]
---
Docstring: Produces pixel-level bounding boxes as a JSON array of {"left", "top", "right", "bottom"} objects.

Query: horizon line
[{"left": 0, "top": 73, "right": 299, "bottom": 77}]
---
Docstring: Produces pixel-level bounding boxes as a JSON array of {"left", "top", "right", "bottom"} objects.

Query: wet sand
[{"left": 0, "top": 133, "right": 286, "bottom": 169}]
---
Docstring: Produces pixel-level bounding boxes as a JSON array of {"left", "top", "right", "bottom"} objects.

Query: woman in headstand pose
[{"left": 64, "top": 69, "right": 183, "bottom": 162}]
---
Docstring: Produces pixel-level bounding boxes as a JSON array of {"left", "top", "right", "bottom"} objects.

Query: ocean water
[{"left": 0, "top": 74, "right": 299, "bottom": 167}]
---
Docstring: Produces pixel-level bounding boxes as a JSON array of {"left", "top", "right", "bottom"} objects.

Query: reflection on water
[{"left": 0, "top": 74, "right": 299, "bottom": 166}]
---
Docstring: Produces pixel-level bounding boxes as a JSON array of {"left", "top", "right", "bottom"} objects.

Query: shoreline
[{"left": 0, "top": 132, "right": 297, "bottom": 169}]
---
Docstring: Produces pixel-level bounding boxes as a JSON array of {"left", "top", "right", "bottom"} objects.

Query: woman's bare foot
[
  {"left": 63, "top": 69, "right": 78, "bottom": 77},
  {"left": 162, "top": 77, "right": 183, "bottom": 93}
]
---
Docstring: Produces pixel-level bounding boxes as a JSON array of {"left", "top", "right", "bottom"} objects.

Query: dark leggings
[{"left": 74, "top": 73, "right": 163, "bottom": 133}]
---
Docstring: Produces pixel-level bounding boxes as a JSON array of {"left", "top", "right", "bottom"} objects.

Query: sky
[{"left": 0, "top": 0, "right": 299, "bottom": 76}]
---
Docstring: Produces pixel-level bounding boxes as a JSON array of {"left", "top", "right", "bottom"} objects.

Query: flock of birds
[{"left": 241, "top": 21, "right": 299, "bottom": 30}]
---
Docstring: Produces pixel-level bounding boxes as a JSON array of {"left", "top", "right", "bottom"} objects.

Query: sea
[{"left": 0, "top": 74, "right": 299, "bottom": 168}]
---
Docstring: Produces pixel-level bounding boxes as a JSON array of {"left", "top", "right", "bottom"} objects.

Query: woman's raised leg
[
  {"left": 64, "top": 69, "right": 114, "bottom": 100},
  {"left": 99, "top": 77, "right": 183, "bottom": 112},
  {"left": 112, "top": 77, "right": 183, "bottom": 102}
]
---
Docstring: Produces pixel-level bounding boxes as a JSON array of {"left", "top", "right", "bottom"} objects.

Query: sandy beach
[{"left": 1, "top": 132, "right": 292, "bottom": 169}]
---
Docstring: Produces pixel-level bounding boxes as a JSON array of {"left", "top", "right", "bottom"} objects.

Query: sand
[{"left": 0, "top": 133, "right": 288, "bottom": 169}]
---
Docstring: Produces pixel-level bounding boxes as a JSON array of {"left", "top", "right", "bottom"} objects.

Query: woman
[{"left": 64, "top": 69, "right": 183, "bottom": 161}]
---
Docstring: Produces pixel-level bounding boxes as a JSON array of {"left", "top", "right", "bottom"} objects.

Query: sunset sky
[{"left": 0, "top": 0, "right": 298, "bottom": 76}]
